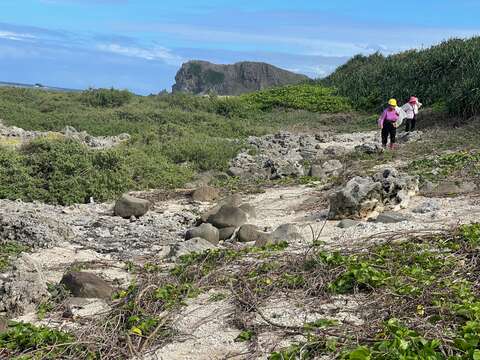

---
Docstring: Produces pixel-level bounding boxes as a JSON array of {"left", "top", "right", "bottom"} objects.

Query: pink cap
[{"left": 409, "top": 96, "right": 417, "bottom": 103}]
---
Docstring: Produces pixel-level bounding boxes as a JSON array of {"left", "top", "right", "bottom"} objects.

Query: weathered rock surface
[
  {"left": 237, "top": 224, "right": 272, "bottom": 244},
  {"left": 372, "top": 167, "right": 419, "bottom": 210},
  {"left": 0, "top": 212, "right": 73, "bottom": 249},
  {"left": 170, "top": 238, "right": 218, "bottom": 258},
  {"left": 63, "top": 297, "right": 111, "bottom": 319},
  {"left": 218, "top": 227, "right": 236, "bottom": 241},
  {"left": 311, "top": 160, "right": 343, "bottom": 178},
  {"left": 413, "top": 200, "right": 440, "bottom": 214},
  {"left": 0, "top": 317, "right": 7, "bottom": 333},
  {"left": 114, "top": 195, "right": 151, "bottom": 218},
  {"left": 0, "top": 254, "right": 48, "bottom": 315},
  {"left": 207, "top": 206, "right": 248, "bottom": 229},
  {"left": 355, "top": 143, "right": 383, "bottom": 154},
  {"left": 172, "top": 60, "right": 309, "bottom": 95},
  {"left": 185, "top": 223, "right": 220, "bottom": 245},
  {"left": 0, "top": 198, "right": 197, "bottom": 260},
  {"left": 328, "top": 168, "right": 418, "bottom": 219},
  {"left": 191, "top": 186, "right": 220, "bottom": 203},
  {"left": 60, "top": 272, "right": 114, "bottom": 299},
  {"left": 328, "top": 177, "right": 383, "bottom": 220},
  {"left": 239, "top": 203, "right": 257, "bottom": 219},
  {"left": 374, "top": 212, "right": 411, "bottom": 224},
  {"left": 431, "top": 181, "right": 477, "bottom": 196},
  {"left": 272, "top": 224, "right": 303, "bottom": 243},
  {"left": 397, "top": 131, "right": 423, "bottom": 144},
  {"left": 0, "top": 120, "right": 130, "bottom": 149},
  {"left": 229, "top": 131, "right": 376, "bottom": 180},
  {"left": 337, "top": 219, "right": 360, "bottom": 229}
]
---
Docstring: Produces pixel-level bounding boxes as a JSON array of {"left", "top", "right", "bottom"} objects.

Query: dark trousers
[
  {"left": 382, "top": 121, "right": 396, "bottom": 146},
  {"left": 405, "top": 117, "right": 416, "bottom": 132}
]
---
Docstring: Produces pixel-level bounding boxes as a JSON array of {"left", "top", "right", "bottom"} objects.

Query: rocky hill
[{"left": 172, "top": 60, "right": 309, "bottom": 95}]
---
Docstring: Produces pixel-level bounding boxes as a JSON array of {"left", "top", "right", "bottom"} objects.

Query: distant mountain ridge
[
  {"left": 0, "top": 81, "right": 80, "bottom": 92},
  {"left": 172, "top": 60, "right": 310, "bottom": 95}
]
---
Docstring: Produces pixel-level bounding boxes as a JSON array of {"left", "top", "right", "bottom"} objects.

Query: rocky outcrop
[
  {"left": 207, "top": 205, "right": 248, "bottom": 229},
  {"left": 172, "top": 61, "right": 309, "bottom": 95},
  {"left": 328, "top": 168, "right": 419, "bottom": 220},
  {"left": 0, "top": 254, "right": 49, "bottom": 315},
  {"left": 0, "top": 120, "right": 130, "bottom": 149}
]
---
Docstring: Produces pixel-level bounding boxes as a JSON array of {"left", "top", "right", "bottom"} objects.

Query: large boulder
[
  {"left": 60, "top": 272, "right": 114, "bottom": 299},
  {"left": 272, "top": 224, "right": 304, "bottom": 243},
  {"left": 328, "top": 177, "right": 383, "bottom": 220},
  {"left": 185, "top": 223, "right": 220, "bottom": 245},
  {"left": 170, "top": 238, "right": 218, "bottom": 258},
  {"left": 191, "top": 186, "right": 220, "bottom": 202},
  {"left": 114, "top": 195, "right": 150, "bottom": 218},
  {"left": 237, "top": 224, "right": 273, "bottom": 244},
  {"left": 207, "top": 206, "right": 248, "bottom": 229}
]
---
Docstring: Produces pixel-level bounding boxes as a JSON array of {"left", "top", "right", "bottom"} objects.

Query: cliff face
[{"left": 172, "top": 60, "right": 309, "bottom": 95}]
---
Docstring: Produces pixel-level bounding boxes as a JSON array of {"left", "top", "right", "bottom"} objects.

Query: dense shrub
[
  {"left": 0, "top": 139, "right": 193, "bottom": 205},
  {"left": 241, "top": 84, "right": 352, "bottom": 113},
  {"left": 81, "top": 88, "right": 133, "bottom": 107},
  {"left": 322, "top": 37, "right": 480, "bottom": 117}
]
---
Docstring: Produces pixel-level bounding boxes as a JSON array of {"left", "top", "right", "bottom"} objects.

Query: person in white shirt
[{"left": 401, "top": 96, "right": 422, "bottom": 132}]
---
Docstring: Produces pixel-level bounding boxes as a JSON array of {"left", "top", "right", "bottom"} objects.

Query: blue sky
[{"left": 1, "top": 0, "right": 480, "bottom": 94}]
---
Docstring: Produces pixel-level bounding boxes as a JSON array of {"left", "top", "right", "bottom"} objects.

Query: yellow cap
[{"left": 388, "top": 99, "right": 397, "bottom": 107}]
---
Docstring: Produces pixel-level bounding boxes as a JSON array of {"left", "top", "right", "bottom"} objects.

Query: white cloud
[
  {"left": 0, "top": 31, "right": 36, "bottom": 41},
  {"left": 96, "top": 43, "right": 183, "bottom": 65}
]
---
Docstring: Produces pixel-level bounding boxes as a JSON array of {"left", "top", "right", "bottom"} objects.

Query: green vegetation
[
  {"left": 0, "top": 322, "right": 93, "bottom": 359},
  {"left": 264, "top": 224, "right": 480, "bottom": 359},
  {"left": 0, "top": 242, "right": 29, "bottom": 272},
  {"left": 81, "top": 88, "right": 133, "bottom": 108},
  {"left": 242, "top": 83, "right": 352, "bottom": 113},
  {"left": 0, "top": 86, "right": 355, "bottom": 205},
  {"left": 408, "top": 150, "right": 480, "bottom": 182},
  {"left": 323, "top": 36, "right": 480, "bottom": 117}
]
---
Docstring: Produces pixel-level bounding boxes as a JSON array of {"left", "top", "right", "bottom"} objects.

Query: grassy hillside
[
  {"left": 0, "top": 86, "right": 353, "bottom": 205},
  {"left": 322, "top": 37, "right": 480, "bottom": 117}
]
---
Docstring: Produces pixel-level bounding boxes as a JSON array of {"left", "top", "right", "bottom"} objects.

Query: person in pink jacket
[
  {"left": 401, "top": 96, "right": 422, "bottom": 132},
  {"left": 378, "top": 99, "right": 400, "bottom": 149}
]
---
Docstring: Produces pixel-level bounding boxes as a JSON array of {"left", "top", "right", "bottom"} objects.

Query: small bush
[
  {"left": 81, "top": 88, "right": 133, "bottom": 107},
  {"left": 0, "top": 322, "right": 90, "bottom": 359}
]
